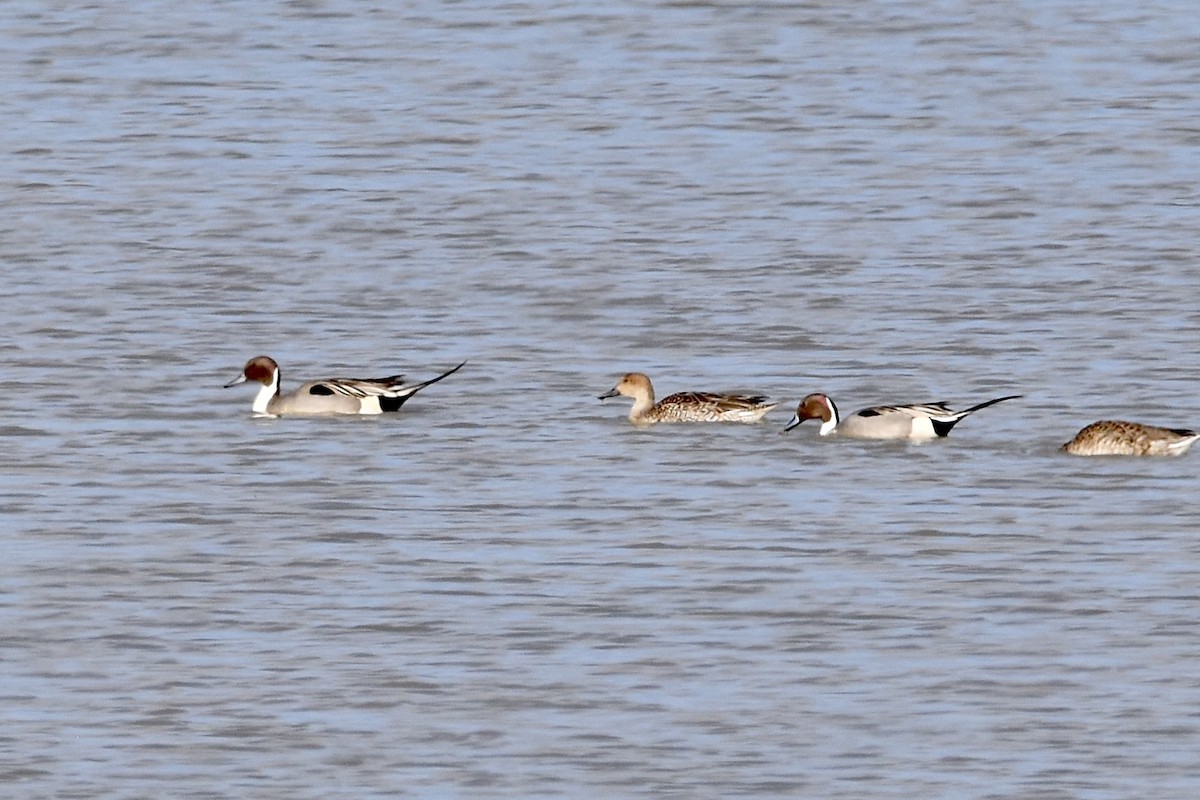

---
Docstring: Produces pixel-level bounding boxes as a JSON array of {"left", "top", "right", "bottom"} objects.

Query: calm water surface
[{"left": 3, "top": 1, "right": 1200, "bottom": 797}]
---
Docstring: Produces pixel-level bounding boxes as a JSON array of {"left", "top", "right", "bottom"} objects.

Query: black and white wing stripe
[{"left": 308, "top": 375, "right": 406, "bottom": 399}]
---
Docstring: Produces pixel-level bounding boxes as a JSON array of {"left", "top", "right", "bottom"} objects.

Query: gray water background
[{"left": 3, "top": 1, "right": 1200, "bottom": 797}]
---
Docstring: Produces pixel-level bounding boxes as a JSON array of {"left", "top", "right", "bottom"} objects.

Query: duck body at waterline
[
  {"left": 784, "top": 393, "right": 1021, "bottom": 440},
  {"left": 1061, "top": 419, "right": 1200, "bottom": 456},
  {"left": 600, "top": 372, "right": 778, "bottom": 424},
  {"left": 225, "top": 356, "right": 465, "bottom": 418}
]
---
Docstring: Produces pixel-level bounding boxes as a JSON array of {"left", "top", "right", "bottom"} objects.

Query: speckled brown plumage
[
  {"left": 599, "top": 372, "right": 777, "bottom": 424},
  {"left": 1061, "top": 420, "right": 1199, "bottom": 456}
]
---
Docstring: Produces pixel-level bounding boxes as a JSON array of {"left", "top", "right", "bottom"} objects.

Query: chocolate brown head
[{"left": 783, "top": 393, "right": 835, "bottom": 432}]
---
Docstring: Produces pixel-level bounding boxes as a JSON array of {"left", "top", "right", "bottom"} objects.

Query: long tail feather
[
  {"left": 377, "top": 361, "right": 466, "bottom": 413},
  {"left": 395, "top": 360, "right": 467, "bottom": 399},
  {"left": 959, "top": 394, "right": 1022, "bottom": 417}
]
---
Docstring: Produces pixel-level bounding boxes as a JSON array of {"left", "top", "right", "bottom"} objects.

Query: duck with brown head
[
  {"left": 784, "top": 392, "right": 1021, "bottom": 440},
  {"left": 225, "top": 355, "right": 465, "bottom": 417},
  {"left": 600, "top": 372, "right": 778, "bottom": 424}
]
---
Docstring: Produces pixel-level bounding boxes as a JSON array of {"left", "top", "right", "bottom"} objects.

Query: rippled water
[{"left": 4, "top": 1, "right": 1200, "bottom": 797}]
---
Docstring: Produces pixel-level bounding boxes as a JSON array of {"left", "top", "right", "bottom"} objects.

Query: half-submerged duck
[
  {"left": 1061, "top": 420, "right": 1199, "bottom": 456},
  {"left": 225, "top": 355, "right": 465, "bottom": 417},
  {"left": 783, "top": 392, "right": 1020, "bottom": 440},
  {"left": 599, "top": 372, "right": 778, "bottom": 424}
]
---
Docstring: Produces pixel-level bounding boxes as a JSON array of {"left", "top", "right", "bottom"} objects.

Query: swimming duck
[
  {"left": 784, "top": 392, "right": 1020, "bottom": 440},
  {"left": 225, "top": 355, "right": 465, "bottom": 417},
  {"left": 599, "top": 372, "right": 778, "bottom": 424},
  {"left": 1061, "top": 420, "right": 1199, "bottom": 456}
]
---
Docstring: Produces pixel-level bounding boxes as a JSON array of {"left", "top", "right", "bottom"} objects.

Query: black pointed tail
[
  {"left": 380, "top": 361, "right": 466, "bottom": 412},
  {"left": 930, "top": 394, "right": 1022, "bottom": 437},
  {"left": 960, "top": 394, "right": 1022, "bottom": 416}
]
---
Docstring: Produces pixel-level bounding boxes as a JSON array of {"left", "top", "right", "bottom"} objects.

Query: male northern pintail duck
[
  {"left": 599, "top": 372, "right": 778, "bottom": 424},
  {"left": 225, "top": 355, "right": 465, "bottom": 417},
  {"left": 783, "top": 392, "right": 1021, "bottom": 440},
  {"left": 1061, "top": 420, "right": 1200, "bottom": 456}
]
